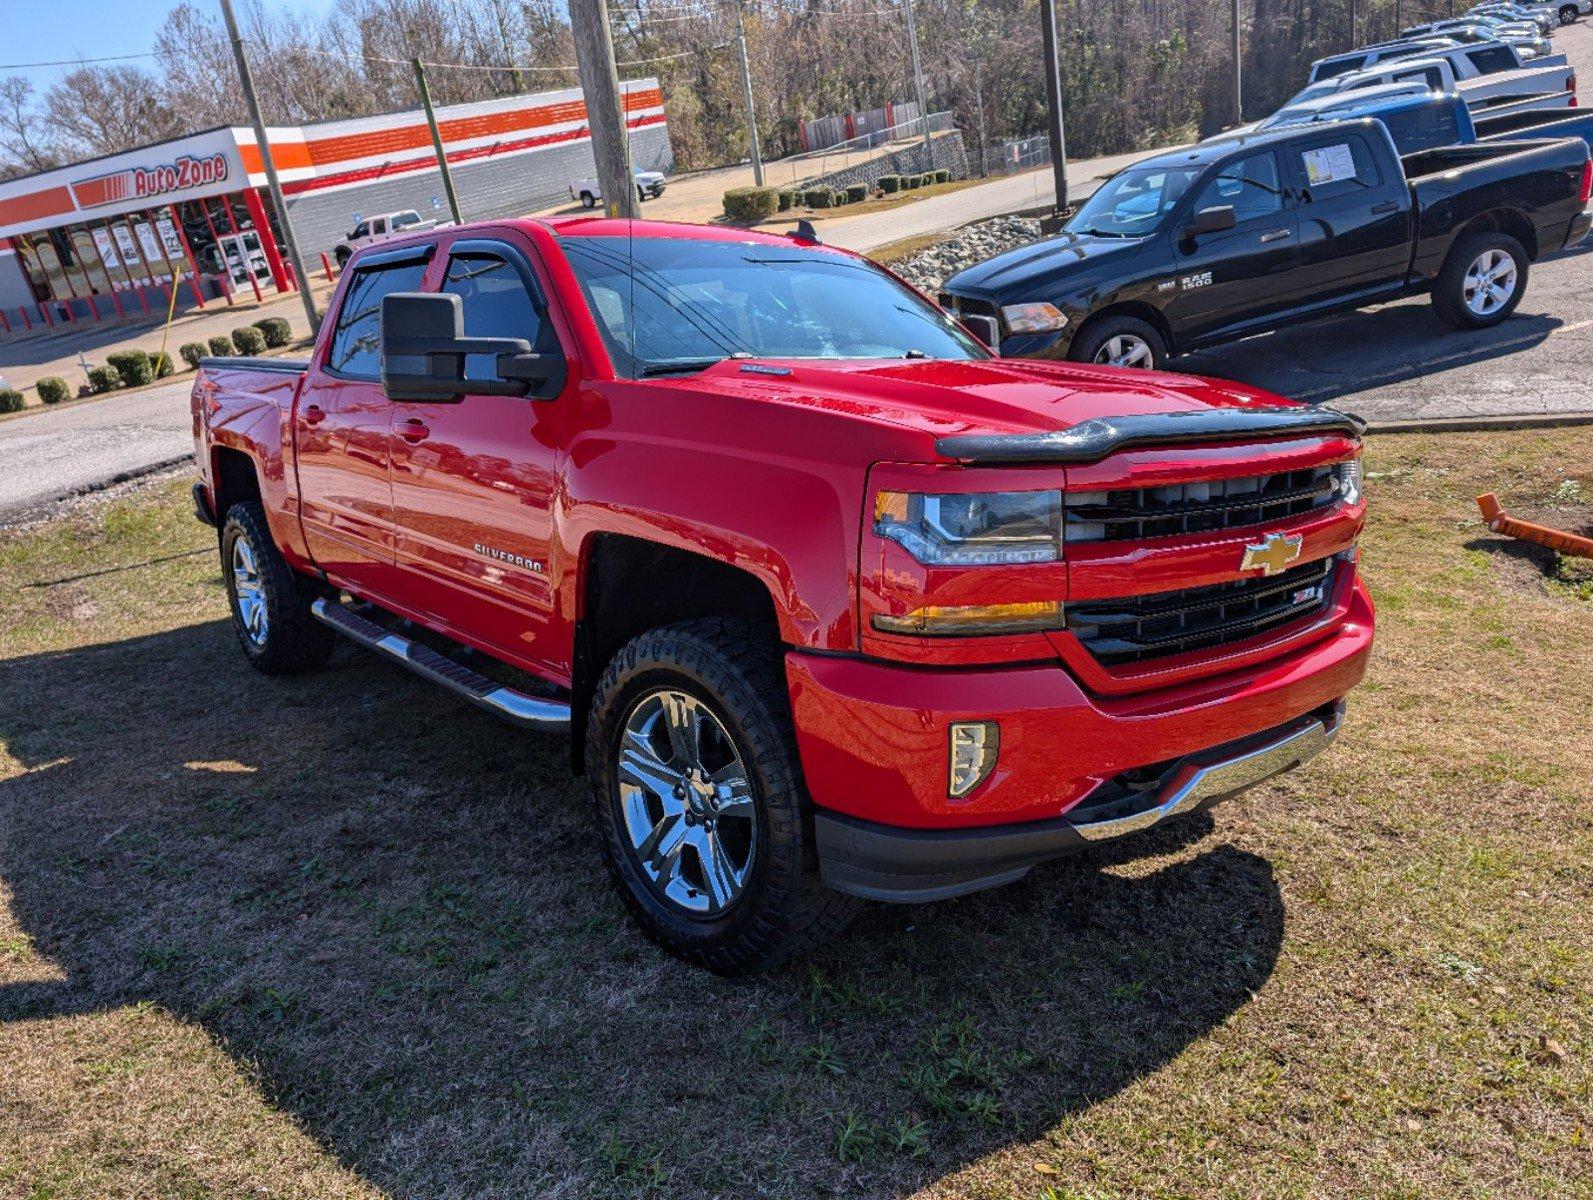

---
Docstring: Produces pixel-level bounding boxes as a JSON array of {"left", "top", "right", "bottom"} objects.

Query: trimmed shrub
[
  {"left": 831, "top": 190, "right": 848, "bottom": 207},
  {"left": 777, "top": 189, "right": 797, "bottom": 211},
  {"left": 231, "top": 326, "right": 267, "bottom": 356},
  {"left": 87, "top": 365, "right": 122, "bottom": 394},
  {"left": 0, "top": 388, "right": 24, "bottom": 414},
  {"left": 36, "top": 376, "right": 71, "bottom": 405},
  {"left": 179, "top": 341, "right": 208, "bottom": 369},
  {"left": 151, "top": 351, "right": 175, "bottom": 378},
  {"left": 845, "top": 183, "right": 868, "bottom": 204},
  {"left": 905, "top": 174, "right": 921, "bottom": 189},
  {"left": 207, "top": 335, "right": 234, "bottom": 357},
  {"left": 106, "top": 349, "right": 154, "bottom": 387},
  {"left": 803, "top": 188, "right": 834, "bottom": 208},
  {"left": 934, "top": 168, "right": 951, "bottom": 184},
  {"left": 722, "top": 186, "right": 780, "bottom": 222},
  {"left": 253, "top": 316, "right": 293, "bottom": 348},
  {"left": 879, "top": 174, "right": 901, "bottom": 194}
]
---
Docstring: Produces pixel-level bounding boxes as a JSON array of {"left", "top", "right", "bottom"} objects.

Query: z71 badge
[{"left": 1179, "top": 271, "right": 1213, "bottom": 291}]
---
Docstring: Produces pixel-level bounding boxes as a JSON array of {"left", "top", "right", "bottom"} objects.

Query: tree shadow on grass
[{"left": 0, "top": 620, "right": 1283, "bottom": 1198}]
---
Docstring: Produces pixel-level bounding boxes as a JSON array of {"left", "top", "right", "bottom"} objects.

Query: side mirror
[
  {"left": 1183, "top": 204, "right": 1237, "bottom": 239},
  {"left": 960, "top": 313, "right": 1001, "bottom": 354},
  {"left": 381, "top": 292, "right": 566, "bottom": 402}
]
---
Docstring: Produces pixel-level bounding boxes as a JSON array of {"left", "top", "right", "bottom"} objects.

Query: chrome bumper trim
[{"left": 1068, "top": 705, "right": 1343, "bottom": 842}]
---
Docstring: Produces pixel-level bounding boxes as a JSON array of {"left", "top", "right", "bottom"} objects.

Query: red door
[
  {"left": 386, "top": 237, "right": 566, "bottom": 676},
  {"left": 294, "top": 251, "right": 428, "bottom": 594}
]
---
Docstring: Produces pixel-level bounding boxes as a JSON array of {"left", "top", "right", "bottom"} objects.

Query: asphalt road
[{"left": 0, "top": 379, "right": 194, "bottom": 520}]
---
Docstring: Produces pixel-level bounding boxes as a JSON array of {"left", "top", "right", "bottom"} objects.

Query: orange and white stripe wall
[{"left": 0, "top": 78, "right": 669, "bottom": 321}]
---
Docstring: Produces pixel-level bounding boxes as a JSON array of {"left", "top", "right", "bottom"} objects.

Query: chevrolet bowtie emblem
[{"left": 1241, "top": 532, "right": 1303, "bottom": 576}]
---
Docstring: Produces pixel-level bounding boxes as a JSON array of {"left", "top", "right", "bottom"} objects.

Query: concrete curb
[
  {"left": 1360, "top": 411, "right": 1593, "bottom": 435},
  {"left": 0, "top": 455, "right": 193, "bottom": 528}
]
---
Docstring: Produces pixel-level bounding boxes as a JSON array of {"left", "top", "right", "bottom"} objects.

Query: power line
[{"left": 0, "top": 52, "right": 156, "bottom": 70}]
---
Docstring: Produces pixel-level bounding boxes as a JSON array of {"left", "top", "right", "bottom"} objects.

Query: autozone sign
[{"left": 70, "top": 153, "right": 230, "bottom": 208}]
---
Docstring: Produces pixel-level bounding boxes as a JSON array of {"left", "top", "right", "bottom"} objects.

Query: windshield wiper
[
  {"left": 1076, "top": 226, "right": 1135, "bottom": 238},
  {"left": 639, "top": 358, "right": 731, "bottom": 377}
]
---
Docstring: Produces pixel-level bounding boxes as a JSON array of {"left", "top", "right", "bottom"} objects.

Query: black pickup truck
[{"left": 941, "top": 120, "right": 1593, "bottom": 370}]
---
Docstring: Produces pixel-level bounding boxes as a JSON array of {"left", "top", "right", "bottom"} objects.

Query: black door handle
[{"left": 1370, "top": 200, "right": 1400, "bottom": 214}]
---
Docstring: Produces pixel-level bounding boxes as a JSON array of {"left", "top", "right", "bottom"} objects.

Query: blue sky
[{"left": 3, "top": 0, "right": 339, "bottom": 79}]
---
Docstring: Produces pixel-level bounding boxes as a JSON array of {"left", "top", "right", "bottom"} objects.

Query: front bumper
[
  {"left": 788, "top": 575, "right": 1373, "bottom": 894},
  {"left": 815, "top": 702, "right": 1344, "bottom": 901}
]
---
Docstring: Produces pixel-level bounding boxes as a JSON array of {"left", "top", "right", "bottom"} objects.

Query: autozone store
[{"left": 0, "top": 78, "right": 671, "bottom": 331}]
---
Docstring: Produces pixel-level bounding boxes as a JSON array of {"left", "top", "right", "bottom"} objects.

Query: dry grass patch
[{"left": 0, "top": 430, "right": 1589, "bottom": 1198}]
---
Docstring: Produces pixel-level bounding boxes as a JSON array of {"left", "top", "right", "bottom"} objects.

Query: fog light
[{"left": 948, "top": 721, "right": 1000, "bottom": 799}]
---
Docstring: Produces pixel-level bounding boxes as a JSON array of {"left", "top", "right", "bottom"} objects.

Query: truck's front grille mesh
[
  {"left": 1068, "top": 558, "right": 1335, "bottom": 666},
  {"left": 1065, "top": 464, "right": 1344, "bottom": 542},
  {"left": 938, "top": 292, "right": 1002, "bottom": 330}
]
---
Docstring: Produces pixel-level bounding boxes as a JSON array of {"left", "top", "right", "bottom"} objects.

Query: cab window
[
  {"left": 325, "top": 259, "right": 428, "bottom": 378},
  {"left": 441, "top": 249, "right": 555, "bottom": 382},
  {"left": 350, "top": 221, "right": 370, "bottom": 239},
  {"left": 393, "top": 211, "right": 424, "bottom": 230},
  {"left": 1466, "top": 45, "right": 1518, "bottom": 73},
  {"left": 1295, "top": 136, "right": 1383, "bottom": 200},
  {"left": 1190, "top": 152, "right": 1284, "bottom": 223}
]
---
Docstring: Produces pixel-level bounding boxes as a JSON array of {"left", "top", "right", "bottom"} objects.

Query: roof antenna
[{"left": 789, "top": 219, "right": 820, "bottom": 243}]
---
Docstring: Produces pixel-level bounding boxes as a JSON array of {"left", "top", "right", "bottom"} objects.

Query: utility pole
[
  {"left": 570, "top": 0, "right": 636, "bottom": 218},
  {"left": 1232, "top": 0, "right": 1243, "bottom": 126},
  {"left": 413, "top": 60, "right": 464, "bottom": 225},
  {"left": 733, "top": 0, "right": 764, "bottom": 186},
  {"left": 1349, "top": 0, "right": 1357, "bottom": 45},
  {"left": 903, "top": 0, "right": 932, "bottom": 168},
  {"left": 973, "top": 58, "right": 989, "bottom": 178},
  {"left": 219, "top": 0, "right": 319, "bottom": 334},
  {"left": 1038, "top": 0, "right": 1069, "bottom": 214}
]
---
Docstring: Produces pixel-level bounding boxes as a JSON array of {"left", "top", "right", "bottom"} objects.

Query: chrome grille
[
  {"left": 1065, "top": 464, "right": 1346, "bottom": 543},
  {"left": 1068, "top": 558, "right": 1335, "bottom": 666}
]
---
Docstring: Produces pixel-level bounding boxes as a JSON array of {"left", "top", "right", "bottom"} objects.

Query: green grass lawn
[{"left": 0, "top": 429, "right": 1588, "bottom": 1199}]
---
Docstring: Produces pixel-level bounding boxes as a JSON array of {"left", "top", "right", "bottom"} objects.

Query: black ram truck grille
[
  {"left": 1065, "top": 464, "right": 1344, "bottom": 543},
  {"left": 939, "top": 292, "right": 1002, "bottom": 330},
  {"left": 1068, "top": 557, "right": 1335, "bottom": 666}
]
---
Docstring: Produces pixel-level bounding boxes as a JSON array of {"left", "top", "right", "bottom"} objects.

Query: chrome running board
[
  {"left": 1068, "top": 705, "right": 1344, "bottom": 842},
  {"left": 310, "top": 598, "right": 570, "bottom": 733}
]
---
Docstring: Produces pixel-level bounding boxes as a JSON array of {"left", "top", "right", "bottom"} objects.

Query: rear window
[
  {"left": 1380, "top": 103, "right": 1463, "bottom": 154},
  {"left": 1314, "top": 54, "right": 1368, "bottom": 81},
  {"left": 1467, "top": 45, "right": 1519, "bottom": 72}
]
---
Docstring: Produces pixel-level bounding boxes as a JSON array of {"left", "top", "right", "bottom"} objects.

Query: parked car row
[{"left": 935, "top": 12, "right": 1591, "bottom": 371}]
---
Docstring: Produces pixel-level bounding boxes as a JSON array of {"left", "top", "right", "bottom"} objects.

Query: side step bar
[{"left": 310, "top": 598, "right": 571, "bottom": 733}]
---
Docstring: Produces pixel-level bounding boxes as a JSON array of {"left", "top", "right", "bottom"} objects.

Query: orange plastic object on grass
[{"left": 1477, "top": 493, "right": 1593, "bottom": 559}]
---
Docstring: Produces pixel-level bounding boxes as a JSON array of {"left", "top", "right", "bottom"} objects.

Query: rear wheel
[
  {"left": 1431, "top": 232, "right": 1528, "bottom": 330},
  {"left": 220, "top": 501, "right": 334, "bottom": 675},
  {"left": 1067, "top": 314, "right": 1168, "bottom": 370},
  {"left": 1559, "top": 5, "right": 1577, "bottom": 24},
  {"left": 579, "top": 190, "right": 597, "bottom": 208},
  {"left": 585, "top": 618, "right": 857, "bottom": 974}
]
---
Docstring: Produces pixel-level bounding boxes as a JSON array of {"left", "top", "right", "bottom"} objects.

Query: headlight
[
  {"left": 874, "top": 489, "right": 1062, "bottom": 565},
  {"left": 1000, "top": 302, "right": 1069, "bottom": 335},
  {"left": 1337, "top": 459, "right": 1362, "bottom": 506}
]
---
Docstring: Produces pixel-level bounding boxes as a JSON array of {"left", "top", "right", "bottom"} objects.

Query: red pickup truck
[{"left": 191, "top": 217, "right": 1373, "bottom": 973}]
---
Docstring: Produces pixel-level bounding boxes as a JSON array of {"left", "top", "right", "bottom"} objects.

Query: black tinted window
[
  {"left": 1296, "top": 137, "right": 1384, "bottom": 200},
  {"left": 442, "top": 251, "right": 551, "bottom": 381},
  {"left": 1381, "top": 104, "right": 1462, "bottom": 154},
  {"left": 327, "top": 259, "right": 428, "bottom": 377},
  {"left": 1316, "top": 54, "right": 1367, "bottom": 80},
  {"left": 1467, "top": 46, "right": 1518, "bottom": 72},
  {"left": 1191, "top": 153, "right": 1284, "bottom": 222},
  {"left": 393, "top": 211, "right": 423, "bottom": 229}
]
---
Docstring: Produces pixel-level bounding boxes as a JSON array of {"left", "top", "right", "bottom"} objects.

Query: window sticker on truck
[{"left": 1302, "top": 143, "right": 1358, "bottom": 186}]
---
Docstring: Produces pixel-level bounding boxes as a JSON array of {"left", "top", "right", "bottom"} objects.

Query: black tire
[
  {"left": 333, "top": 247, "right": 351, "bottom": 268},
  {"left": 585, "top": 618, "right": 858, "bottom": 974},
  {"left": 1066, "top": 313, "right": 1169, "bottom": 370},
  {"left": 1559, "top": 5, "right": 1577, "bottom": 24},
  {"left": 220, "top": 500, "right": 334, "bottom": 675},
  {"left": 1431, "top": 231, "right": 1528, "bottom": 331},
  {"left": 579, "top": 191, "right": 596, "bottom": 208}
]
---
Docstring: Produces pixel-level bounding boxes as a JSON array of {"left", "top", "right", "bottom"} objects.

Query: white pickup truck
[
  {"left": 569, "top": 168, "right": 668, "bottom": 208},
  {"left": 1285, "top": 44, "right": 1574, "bottom": 110},
  {"left": 330, "top": 210, "right": 449, "bottom": 267}
]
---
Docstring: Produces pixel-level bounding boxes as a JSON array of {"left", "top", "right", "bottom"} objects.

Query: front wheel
[
  {"left": 578, "top": 190, "right": 596, "bottom": 208},
  {"left": 1431, "top": 232, "right": 1528, "bottom": 331},
  {"left": 220, "top": 500, "right": 334, "bottom": 675},
  {"left": 1066, "top": 314, "right": 1168, "bottom": 370},
  {"left": 585, "top": 618, "right": 857, "bottom": 974},
  {"left": 1559, "top": 5, "right": 1578, "bottom": 24}
]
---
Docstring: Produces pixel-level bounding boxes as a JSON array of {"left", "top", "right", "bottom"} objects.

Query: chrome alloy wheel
[
  {"left": 1463, "top": 249, "right": 1518, "bottom": 317},
  {"left": 1092, "top": 334, "right": 1155, "bottom": 368},
  {"left": 231, "top": 534, "right": 268, "bottom": 646},
  {"left": 616, "top": 689, "right": 758, "bottom": 916}
]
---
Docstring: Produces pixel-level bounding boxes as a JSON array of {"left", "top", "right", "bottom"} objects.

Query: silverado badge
[{"left": 1241, "top": 532, "right": 1303, "bottom": 577}]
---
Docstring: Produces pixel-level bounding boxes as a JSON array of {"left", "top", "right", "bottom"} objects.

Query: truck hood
[
  {"left": 682, "top": 356, "right": 1303, "bottom": 449},
  {"left": 942, "top": 232, "right": 1144, "bottom": 302}
]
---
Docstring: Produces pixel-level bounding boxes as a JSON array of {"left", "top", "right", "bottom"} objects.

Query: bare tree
[
  {"left": 44, "top": 65, "right": 184, "bottom": 158},
  {"left": 0, "top": 77, "right": 64, "bottom": 178}
]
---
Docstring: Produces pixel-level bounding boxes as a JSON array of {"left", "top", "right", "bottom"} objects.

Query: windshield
[
  {"left": 560, "top": 236, "right": 985, "bottom": 377},
  {"left": 1288, "top": 79, "right": 1348, "bottom": 105},
  {"left": 1064, "top": 165, "right": 1202, "bottom": 237}
]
